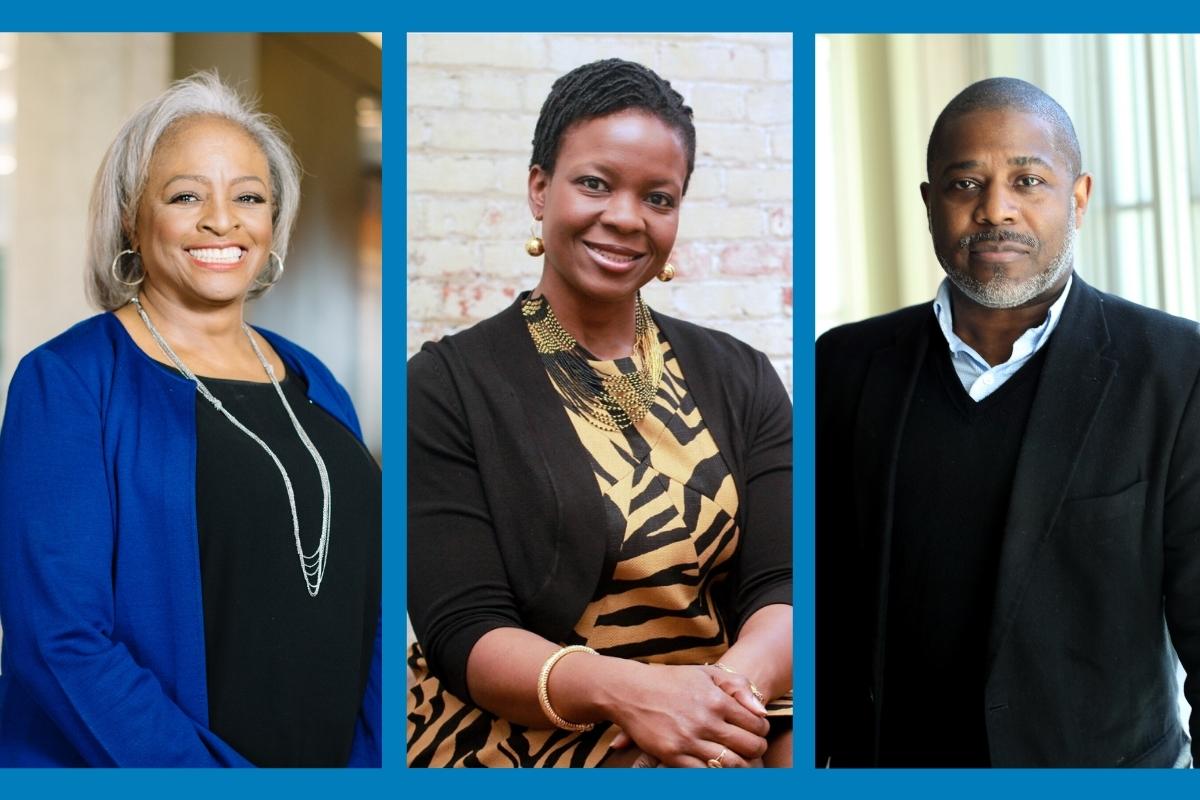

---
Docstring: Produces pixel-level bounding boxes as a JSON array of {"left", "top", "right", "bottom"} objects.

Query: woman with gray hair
[{"left": 0, "top": 72, "right": 381, "bottom": 767}]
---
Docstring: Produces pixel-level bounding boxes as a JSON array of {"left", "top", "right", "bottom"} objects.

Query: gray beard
[{"left": 938, "top": 206, "right": 1077, "bottom": 310}]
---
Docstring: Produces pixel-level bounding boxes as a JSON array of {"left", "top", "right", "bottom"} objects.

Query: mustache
[{"left": 957, "top": 229, "right": 1039, "bottom": 250}]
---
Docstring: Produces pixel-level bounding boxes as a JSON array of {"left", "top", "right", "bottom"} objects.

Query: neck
[
  {"left": 136, "top": 283, "right": 248, "bottom": 352},
  {"left": 948, "top": 280, "right": 1066, "bottom": 367},
  {"left": 533, "top": 282, "right": 638, "bottom": 360}
]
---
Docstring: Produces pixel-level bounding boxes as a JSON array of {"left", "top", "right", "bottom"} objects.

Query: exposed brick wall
[{"left": 407, "top": 33, "right": 793, "bottom": 393}]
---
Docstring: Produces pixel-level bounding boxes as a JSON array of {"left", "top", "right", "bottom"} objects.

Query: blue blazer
[{"left": 0, "top": 313, "right": 381, "bottom": 766}]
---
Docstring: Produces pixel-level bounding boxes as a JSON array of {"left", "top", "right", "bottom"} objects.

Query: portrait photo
[
  {"left": 816, "top": 33, "right": 1199, "bottom": 768},
  {"left": 0, "top": 32, "right": 382, "bottom": 767},
  {"left": 406, "top": 31, "right": 794, "bottom": 768}
]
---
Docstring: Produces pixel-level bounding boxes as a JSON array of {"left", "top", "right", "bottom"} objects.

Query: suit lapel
[{"left": 985, "top": 279, "right": 1118, "bottom": 676}]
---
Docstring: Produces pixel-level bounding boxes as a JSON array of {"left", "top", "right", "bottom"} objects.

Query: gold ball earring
[
  {"left": 525, "top": 220, "right": 545, "bottom": 257},
  {"left": 657, "top": 263, "right": 676, "bottom": 282}
]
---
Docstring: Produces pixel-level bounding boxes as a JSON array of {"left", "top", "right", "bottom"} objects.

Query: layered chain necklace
[
  {"left": 131, "top": 297, "right": 332, "bottom": 597},
  {"left": 522, "top": 292, "right": 664, "bottom": 432}
]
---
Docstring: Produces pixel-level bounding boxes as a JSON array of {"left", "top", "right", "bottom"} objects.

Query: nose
[
  {"left": 199, "top": 195, "right": 239, "bottom": 235},
  {"left": 974, "top": 183, "right": 1018, "bottom": 226},
  {"left": 599, "top": 191, "right": 644, "bottom": 233}
]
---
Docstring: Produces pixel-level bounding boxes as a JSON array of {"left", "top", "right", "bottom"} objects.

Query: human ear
[
  {"left": 1071, "top": 173, "right": 1094, "bottom": 227},
  {"left": 528, "top": 165, "right": 549, "bottom": 221}
]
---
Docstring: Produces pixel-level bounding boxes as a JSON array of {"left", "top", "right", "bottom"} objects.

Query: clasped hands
[{"left": 605, "top": 662, "right": 770, "bottom": 768}]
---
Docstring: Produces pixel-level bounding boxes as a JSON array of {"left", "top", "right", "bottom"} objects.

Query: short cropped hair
[
  {"left": 87, "top": 70, "right": 302, "bottom": 310},
  {"left": 926, "top": 77, "right": 1082, "bottom": 181},
  {"left": 530, "top": 58, "right": 696, "bottom": 194}
]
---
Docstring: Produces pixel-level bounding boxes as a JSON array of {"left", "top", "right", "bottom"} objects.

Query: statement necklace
[
  {"left": 522, "top": 292, "right": 664, "bottom": 432},
  {"left": 131, "top": 297, "right": 333, "bottom": 597}
]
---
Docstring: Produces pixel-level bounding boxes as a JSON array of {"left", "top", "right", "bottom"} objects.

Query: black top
[
  {"left": 881, "top": 322, "right": 1047, "bottom": 766},
  {"left": 183, "top": 367, "right": 380, "bottom": 767}
]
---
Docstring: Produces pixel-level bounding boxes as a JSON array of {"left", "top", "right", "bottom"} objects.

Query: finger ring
[{"left": 706, "top": 748, "right": 727, "bottom": 768}]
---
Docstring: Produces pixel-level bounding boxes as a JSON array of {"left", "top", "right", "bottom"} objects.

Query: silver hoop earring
[
  {"left": 110, "top": 249, "right": 144, "bottom": 287},
  {"left": 255, "top": 250, "right": 285, "bottom": 288}
]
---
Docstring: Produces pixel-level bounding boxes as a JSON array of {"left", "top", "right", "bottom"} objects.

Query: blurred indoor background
[
  {"left": 817, "top": 34, "right": 1200, "bottom": 342},
  {"left": 0, "top": 32, "right": 382, "bottom": 460}
]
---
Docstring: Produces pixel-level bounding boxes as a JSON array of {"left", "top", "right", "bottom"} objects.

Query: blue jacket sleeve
[
  {"left": 347, "top": 609, "right": 382, "bottom": 766},
  {"left": 0, "top": 349, "right": 251, "bottom": 767}
]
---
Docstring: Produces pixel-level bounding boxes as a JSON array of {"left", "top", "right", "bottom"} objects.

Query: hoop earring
[
  {"left": 110, "top": 249, "right": 144, "bottom": 287},
  {"left": 525, "top": 220, "right": 545, "bottom": 257},
  {"left": 255, "top": 251, "right": 285, "bottom": 288},
  {"left": 657, "top": 263, "right": 676, "bottom": 282}
]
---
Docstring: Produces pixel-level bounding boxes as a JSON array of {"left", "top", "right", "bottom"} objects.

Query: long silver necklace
[{"left": 131, "top": 296, "right": 332, "bottom": 597}]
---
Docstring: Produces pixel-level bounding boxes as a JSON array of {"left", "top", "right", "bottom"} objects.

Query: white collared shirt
[{"left": 932, "top": 274, "right": 1073, "bottom": 402}]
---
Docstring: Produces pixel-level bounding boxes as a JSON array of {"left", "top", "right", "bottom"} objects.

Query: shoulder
[
  {"left": 254, "top": 326, "right": 362, "bottom": 435},
  {"left": 408, "top": 298, "right": 527, "bottom": 387},
  {"left": 10, "top": 314, "right": 124, "bottom": 389},
  {"left": 1089, "top": 284, "right": 1200, "bottom": 350},
  {"left": 816, "top": 303, "right": 930, "bottom": 359}
]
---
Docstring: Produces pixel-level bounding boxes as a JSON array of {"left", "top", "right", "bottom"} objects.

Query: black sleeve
[
  {"left": 407, "top": 349, "right": 523, "bottom": 702},
  {"left": 730, "top": 348, "right": 793, "bottom": 634}
]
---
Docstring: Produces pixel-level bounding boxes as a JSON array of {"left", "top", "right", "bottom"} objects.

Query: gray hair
[{"left": 86, "top": 70, "right": 302, "bottom": 310}]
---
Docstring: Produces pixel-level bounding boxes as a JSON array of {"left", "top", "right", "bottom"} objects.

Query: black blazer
[
  {"left": 817, "top": 277, "right": 1200, "bottom": 767},
  {"left": 408, "top": 295, "right": 792, "bottom": 702}
]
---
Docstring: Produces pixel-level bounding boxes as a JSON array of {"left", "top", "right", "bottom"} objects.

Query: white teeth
[
  {"left": 188, "top": 247, "right": 243, "bottom": 264},
  {"left": 585, "top": 243, "right": 640, "bottom": 263}
]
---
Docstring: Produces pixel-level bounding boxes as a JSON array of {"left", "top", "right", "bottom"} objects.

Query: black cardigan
[{"left": 407, "top": 295, "right": 793, "bottom": 702}]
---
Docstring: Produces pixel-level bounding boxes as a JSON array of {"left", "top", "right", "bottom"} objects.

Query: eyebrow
[
  {"left": 941, "top": 156, "right": 1053, "bottom": 175},
  {"left": 164, "top": 174, "right": 268, "bottom": 188}
]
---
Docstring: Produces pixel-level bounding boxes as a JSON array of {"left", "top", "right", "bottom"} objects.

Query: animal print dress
[{"left": 407, "top": 304, "right": 790, "bottom": 767}]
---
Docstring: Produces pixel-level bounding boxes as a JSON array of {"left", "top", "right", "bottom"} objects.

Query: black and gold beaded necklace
[{"left": 521, "top": 292, "right": 664, "bottom": 432}]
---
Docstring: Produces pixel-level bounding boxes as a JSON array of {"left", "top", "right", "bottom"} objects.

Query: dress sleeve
[
  {"left": 407, "top": 348, "right": 524, "bottom": 702},
  {"left": 0, "top": 349, "right": 251, "bottom": 767},
  {"left": 729, "top": 348, "right": 793, "bottom": 635}
]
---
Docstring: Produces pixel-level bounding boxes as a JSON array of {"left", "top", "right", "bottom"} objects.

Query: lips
[
  {"left": 187, "top": 245, "right": 247, "bottom": 269},
  {"left": 583, "top": 241, "right": 646, "bottom": 272}
]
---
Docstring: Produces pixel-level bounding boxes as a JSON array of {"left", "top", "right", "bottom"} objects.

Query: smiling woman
[
  {"left": 406, "top": 58, "right": 793, "bottom": 768},
  {"left": 0, "top": 72, "right": 381, "bottom": 767}
]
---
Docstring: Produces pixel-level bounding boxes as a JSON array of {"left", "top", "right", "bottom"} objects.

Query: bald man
[{"left": 817, "top": 77, "right": 1199, "bottom": 768}]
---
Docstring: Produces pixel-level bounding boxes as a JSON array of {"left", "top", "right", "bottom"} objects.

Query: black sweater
[{"left": 407, "top": 294, "right": 792, "bottom": 702}]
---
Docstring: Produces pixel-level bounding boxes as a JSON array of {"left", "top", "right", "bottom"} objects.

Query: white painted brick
[
  {"left": 715, "top": 241, "right": 792, "bottom": 277},
  {"left": 407, "top": 240, "right": 478, "bottom": 278},
  {"left": 480, "top": 241, "right": 544, "bottom": 281},
  {"left": 696, "top": 123, "right": 770, "bottom": 163},
  {"left": 407, "top": 110, "right": 430, "bottom": 149},
  {"left": 725, "top": 167, "right": 793, "bottom": 203},
  {"left": 424, "top": 111, "right": 537, "bottom": 154},
  {"left": 660, "top": 42, "right": 765, "bottom": 82},
  {"left": 523, "top": 71, "right": 558, "bottom": 113},
  {"left": 766, "top": 205, "right": 792, "bottom": 238},
  {"left": 767, "top": 47, "right": 793, "bottom": 82},
  {"left": 666, "top": 241, "right": 717, "bottom": 280},
  {"left": 682, "top": 168, "right": 723, "bottom": 202},
  {"left": 678, "top": 204, "right": 764, "bottom": 240},
  {"left": 721, "top": 319, "right": 793, "bottom": 357},
  {"left": 407, "top": 155, "right": 497, "bottom": 194},
  {"left": 418, "top": 198, "right": 489, "bottom": 237},
  {"left": 671, "top": 282, "right": 784, "bottom": 320},
  {"left": 493, "top": 156, "right": 533, "bottom": 194},
  {"left": 546, "top": 36, "right": 660, "bottom": 74},
  {"left": 747, "top": 84, "right": 793, "bottom": 125},
  {"left": 461, "top": 73, "right": 525, "bottom": 111},
  {"left": 406, "top": 33, "right": 424, "bottom": 64},
  {"left": 770, "top": 124, "right": 792, "bottom": 161},
  {"left": 407, "top": 68, "right": 461, "bottom": 108},
  {"left": 689, "top": 83, "right": 747, "bottom": 122},
  {"left": 420, "top": 34, "right": 548, "bottom": 69}
]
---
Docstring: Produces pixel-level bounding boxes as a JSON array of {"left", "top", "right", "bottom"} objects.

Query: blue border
[{"left": 5, "top": 3, "right": 1197, "bottom": 798}]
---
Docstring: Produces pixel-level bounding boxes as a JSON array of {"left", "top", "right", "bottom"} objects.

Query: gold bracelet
[
  {"left": 711, "top": 661, "right": 766, "bottom": 705},
  {"left": 537, "top": 645, "right": 598, "bottom": 731}
]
